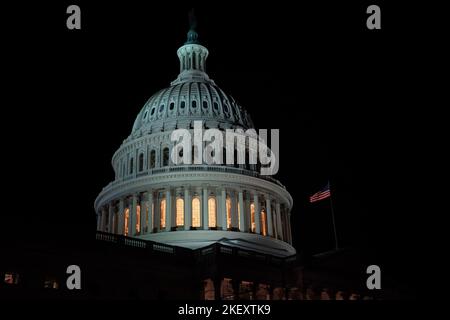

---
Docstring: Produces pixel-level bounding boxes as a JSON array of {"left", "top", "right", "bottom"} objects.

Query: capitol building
[{"left": 94, "top": 24, "right": 295, "bottom": 258}]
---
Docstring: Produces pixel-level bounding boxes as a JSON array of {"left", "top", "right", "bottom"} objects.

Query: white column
[
  {"left": 238, "top": 191, "right": 245, "bottom": 232},
  {"left": 108, "top": 203, "right": 114, "bottom": 233},
  {"left": 184, "top": 188, "right": 191, "bottom": 230},
  {"left": 118, "top": 198, "right": 125, "bottom": 235},
  {"left": 154, "top": 193, "right": 160, "bottom": 232},
  {"left": 202, "top": 187, "right": 209, "bottom": 230},
  {"left": 147, "top": 191, "right": 153, "bottom": 233},
  {"left": 129, "top": 195, "right": 137, "bottom": 236},
  {"left": 231, "top": 191, "right": 239, "bottom": 229},
  {"left": 101, "top": 207, "right": 107, "bottom": 232},
  {"left": 245, "top": 194, "right": 251, "bottom": 233},
  {"left": 273, "top": 205, "right": 278, "bottom": 239},
  {"left": 276, "top": 202, "right": 283, "bottom": 241},
  {"left": 165, "top": 189, "right": 172, "bottom": 231},
  {"left": 266, "top": 198, "right": 273, "bottom": 237},
  {"left": 220, "top": 189, "right": 227, "bottom": 230},
  {"left": 254, "top": 193, "right": 261, "bottom": 234},
  {"left": 140, "top": 197, "right": 146, "bottom": 235}
]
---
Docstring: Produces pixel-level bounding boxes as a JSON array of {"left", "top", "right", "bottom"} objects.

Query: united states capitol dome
[
  {"left": 129, "top": 41, "right": 253, "bottom": 140},
  {"left": 95, "top": 22, "right": 295, "bottom": 257}
]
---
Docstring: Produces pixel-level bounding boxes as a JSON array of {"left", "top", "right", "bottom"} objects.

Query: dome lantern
[{"left": 172, "top": 11, "right": 210, "bottom": 85}]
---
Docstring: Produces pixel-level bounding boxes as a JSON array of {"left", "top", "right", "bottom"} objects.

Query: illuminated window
[
  {"left": 237, "top": 200, "right": 241, "bottom": 230},
  {"left": 208, "top": 197, "right": 217, "bottom": 228},
  {"left": 226, "top": 196, "right": 232, "bottom": 229},
  {"left": 250, "top": 203, "right": 255, "bottom": 232},
  {"left": 136, "top": 205, "right": 141, "bottom": 233},
  {"left": 261, "top": 209, "right": 267, "bottom": 236},
  {"left": 44, "top": 277, "right": 59, "bottom": 289},
  {"left": 150, "top": 150, "right": 156, "bottom": 169},
  {"left": 160, "top": 198, "right": 166, "bottom": 229},
  {"left": 192, "top": 197, "right": 201, "bottom": 227},
  {"left": 163, "top": 147, "right": 169, "bottom": 166},
  {"left": 138, "top": 153, "right": 144, "bottom": 172},
  {"left": 204, "top": 278, "right": 215, "bottom": 300},
  {"left": 124, "top": 208, "right": 130, "bottom": 236},
  {"left": 4, "top": 272, "right": 19, "bottom": 285},
  {"left": 176, "top": 197, "right": 184, "bottom": 226}
]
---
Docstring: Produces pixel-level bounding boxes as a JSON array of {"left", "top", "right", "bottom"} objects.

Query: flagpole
[{"left": 329, "top": 182, "right": 339, "bottom": 251}]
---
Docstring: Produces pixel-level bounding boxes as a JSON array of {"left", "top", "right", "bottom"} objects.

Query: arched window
[
  {"left": 169, "top": 102, "right": 175, "bottom": 111},
  {"left": 162, "top": 147, "right": 169, "bottom": 166},
  {"left": 160, "top": 198, "right": 166, "bottom": 229},
  {"left": 192, "top": 197, "right": 201, "bottom": 227},
  {"left": 138, "top": 153, "right": 144, "bottom": 172},
  {"left": 261, "top": 208, "right": 267, "bottom": 236},
  {"left": 250, "top": 203, "right": 256, "bottom": 233},
  {"left": 203, "top": 101, "right": 208, "bottom": 109},
  {"left": 193, "top": 53, "right": 196, "bottom": 69},
  {"left": 124, "top": 208, "right": 130, "bottom": 236},
  {"left": 136, "top": 204, "right": 141, "bottom": 234},
  {"left": 180, "top": 101, "right": 186, "bottom": 109},
  {"left": 226, "top": 196, "right": 232, "bottom": 229},
  {"left": 176, "top": 197, "right": 184, "bottom": 227},
  {"left": 150, "top": 150, "right": 156, "bottom": 169},
  {"left": 192, "top": 100, "right": 197, "bottom": 109},
  {"left": 208, "top": 197, "right": 217, "bottom": 228},
  {"left": 129, "top": 158, "right": 134, "bottom": 175}
]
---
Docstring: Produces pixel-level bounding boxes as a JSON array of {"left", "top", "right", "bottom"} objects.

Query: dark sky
[{"left": 3, "top": 1, "right": 426, "bottom": 291}]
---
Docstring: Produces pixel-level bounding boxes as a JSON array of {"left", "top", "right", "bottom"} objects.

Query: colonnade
[{"left": 97, "top": 186, "right": 292, "bottom": 244}]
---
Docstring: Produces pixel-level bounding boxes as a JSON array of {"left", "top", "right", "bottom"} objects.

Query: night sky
[{"left": 3, "top": 1, "right": 426, "bottom": 295}]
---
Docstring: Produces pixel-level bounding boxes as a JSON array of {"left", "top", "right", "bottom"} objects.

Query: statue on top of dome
[{"left": 186, "top": 9, "right": 199, "bottom": 44}]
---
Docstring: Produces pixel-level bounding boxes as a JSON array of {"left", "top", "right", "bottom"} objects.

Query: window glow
[
  {"left": 136, "top": 205, "right": 141, "bottom": 233},
  {"left": 208, "top": 197, "right": 217, "bottom": 228},
  {"left": 237, "top": 200, "right": 241, "bottom": 230},
  {"left": 176, "top": 198, "right": 184, "bottom": 226},
  {"left": 4, "top": 273, "right": 19, "bottom": 285},
  {"left": 261, "top": 209, "right": 267, "bottom": 236},
  {"left": 160, "top": 198, "right": 166, "bottom": 229},
  {"left": 226, "top": 196, "right": 232, "bottom": 229},
  {"left": 124, "top": 208, "right": 130, "bottom": 236},
  {"left": 192, "top": 197, "right": 201, "bottom": 227},
  {"left": 250, "top": 203, "right": 255, "bottom": 232}
]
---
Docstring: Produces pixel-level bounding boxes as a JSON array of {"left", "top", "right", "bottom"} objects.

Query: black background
[{"left": 2, "top": 0, "right": 436, "bottom": 299}]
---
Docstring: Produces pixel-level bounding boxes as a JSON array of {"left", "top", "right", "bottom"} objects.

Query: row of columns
[{"left": 97, "top": 187, "right": 292, "bottom": 244}]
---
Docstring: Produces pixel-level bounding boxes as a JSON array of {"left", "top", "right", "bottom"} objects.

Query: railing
[
  {"left": 104, "top": 165, "right": 285, "bottom": 190},
  {"left": 95, "top": 231, "right": 297, "bottom": 265}
]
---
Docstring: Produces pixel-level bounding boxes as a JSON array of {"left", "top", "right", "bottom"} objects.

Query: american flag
[{"left": 309, "top": 182, "right": 331, "bottom": 203}]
